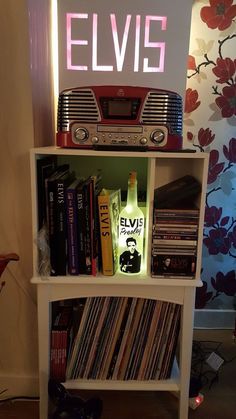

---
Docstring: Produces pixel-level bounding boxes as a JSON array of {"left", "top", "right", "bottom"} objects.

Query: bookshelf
[{"left": 30, "top": 146, "right": 209, "bottom": 419}]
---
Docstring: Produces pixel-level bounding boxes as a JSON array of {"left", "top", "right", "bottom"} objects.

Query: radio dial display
[{"left": 100, "top": 97, "right": 141, "bottom": 120}]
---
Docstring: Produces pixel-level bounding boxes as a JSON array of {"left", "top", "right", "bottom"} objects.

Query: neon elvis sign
[{"left": 66, "top": 13, "right": 167, "bottom": 72}]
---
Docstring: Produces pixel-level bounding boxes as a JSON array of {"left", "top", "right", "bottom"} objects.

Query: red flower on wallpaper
[
  {"left": 215, "top": 84, "right": 236, "bottom": 118},
  {"left": 188, "top": 55, "right": 196, "bottom": 71},
  {"left": 200, "top": 0, "right": 236, "bottom": 31},
  {"left": 198, "top": 127, "right": 215, "bottom": 147},
  {"left": 223, "top": 137, "right": 236, "bottom": 163},
  {"left": 203, "top": 227, "right": 231, "bottom": 254},
  {"left": 207, "top": 149, "right": 225, "bottom": 184},
  {"left": 184, "top": 88, "right": 201, "bottom": 113},
  {"left": 211, "top": 270, "right": 236, "bottom": 296},
  {"left": 229, "top": 225, "right": 236, "bottom": 247},
  {"left": 212, "top": 58, "right": 236, "bottom": 84},
  {"left": 195, "top": 281, "right": 213, "bottom": 309},
  {"left": 205, "top": 206, "right": 222, "bottom": 227},
  {"left": 187, "top": 131, "right": 194, "bottom": 141}
]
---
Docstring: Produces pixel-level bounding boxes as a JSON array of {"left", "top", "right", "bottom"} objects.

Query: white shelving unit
[{"left": 30, "top": 146, "right": 209, "bottom": 419}]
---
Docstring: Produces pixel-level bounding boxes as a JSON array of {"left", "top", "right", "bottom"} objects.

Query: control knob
[
  {"left": 151, "top": 129, "right": 165, "bottom": 144},
  {"left": 91, "top": 136, "right": 99, "bottom": 144},
  {"left": 73, "top": 127, "right": 88, "bottom": 143}
]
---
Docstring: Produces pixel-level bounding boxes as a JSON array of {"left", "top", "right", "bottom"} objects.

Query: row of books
[
  {"left": 64, "top": 297, "right": 181, "bottom": 381},
  {"left": 37, "top": 157, "right": 120, "bottom": 276},
  {"left": 151, "top": 176, "right": 200, "bottom": 278}
]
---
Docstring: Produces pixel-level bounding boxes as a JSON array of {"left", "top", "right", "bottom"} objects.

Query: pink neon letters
[{"left": 66, "top": 13, "right": 167, "bottom": 72}]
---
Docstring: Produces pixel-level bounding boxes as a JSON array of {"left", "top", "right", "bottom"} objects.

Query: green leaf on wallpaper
[
  {"left": 221, "top": 171, "right": 236, "bottom": 196},
  {"left": 209, "top": 102, "right": 222, "bottom": 122},
  {"left": 223, "top": 171, "right": 236, "bottom": 181},
  {"left": 193, "top": 39, "right": 214, "bottom": 56},
  {"left": 184, "top": 118, "right": 194, "bottom": 126},
  {"left": 199, "top": 71, "right": 207, "bottom": 80},
  {"left": 202, "top": 243, "right": 209, "bottom": 259},
  {"left": 227, "top": 117, "right": 236, "bottom": 127},
  {"left": 214, "top": 254, "right": 224, "bottom": 263}
]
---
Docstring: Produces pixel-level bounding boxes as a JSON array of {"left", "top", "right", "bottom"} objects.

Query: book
[
  {"left": 76, "top": 180, "right": 87, "bottom": 274},
  {"left": 97, "top": 188, "right": 121, "bottom": 275},
  {"left": 54, "top": 170, "right": 75, "bottom": 275},
  {"left": 36, "top": 156, "right": 56, "bottom": 230},
  {"left": 83, "top": 177, "right": 93, "bottom": 275},
  {"left": 66, "top": 178, "right": 83, "bottom": 275},
  {"left": 72, "top": 175, "right": 100, "bottom": 276},
  {"left": 90, "top": 173, "right": 102, "bottom": 276},
  {"left": 46, "top": 165, "right": 70, "bottom": 276}
]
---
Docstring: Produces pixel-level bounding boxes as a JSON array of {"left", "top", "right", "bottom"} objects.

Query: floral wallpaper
[{"left": 184, "top": 0, "right": 236, "bottom": 313}]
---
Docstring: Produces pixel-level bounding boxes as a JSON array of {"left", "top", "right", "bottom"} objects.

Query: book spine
[
  {"left": 66, "top": 187, "right": 79, "bottom": 275},
  {"left": 76, "top": 184, "right": 86, "bottom": 274},
  {"left": 90, "top": 178, "right": 97, "bottom": 276},
  {"left": 47, "top": 178, "right": 57, "bottom": 276},
  {"left": 98, "top": 194, "right": 114, "bottom": 275},
  {"left": 55, "top": 178, "right": 68, "bottom": 275},
  {"left": 83, "top": 180, "right": 92, "bottom": 275}
]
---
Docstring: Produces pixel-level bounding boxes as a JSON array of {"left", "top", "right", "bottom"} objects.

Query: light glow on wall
[
  {"left": 110, "top": 14, "right": 131, "bottom": 72},
  {"left": 144, "top": 16, "right": 166, "bottom": 72},
  {"left": 66, "top": 13, "right": 167, "bottom": 73},
  {"left": 55, "top": 0, "right": 193, "bottom": 101},
  {"left": 51, "top": 0, "right": 59, "bottom": 130},
  {"left": 67, "top": 13, "right": 88, "bottom": 70}
]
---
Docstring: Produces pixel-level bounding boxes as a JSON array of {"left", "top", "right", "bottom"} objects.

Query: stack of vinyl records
[
  {"left": 65, "top": 297, "right": 181, "bottom": 381},
  {"left": 152, "top": 176, "right": 201, "bottom": 278}
]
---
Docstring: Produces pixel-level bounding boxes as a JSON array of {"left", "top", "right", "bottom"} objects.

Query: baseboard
[
  {"left": 0, "top": 375, "right": 39, "bottom": 398},
  {"left": 194, "top": 309, "right": 236, "bottom": 329}
]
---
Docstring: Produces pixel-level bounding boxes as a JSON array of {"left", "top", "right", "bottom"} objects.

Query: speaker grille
[
  {"left": 57, "top": 88, "right": 101, "bottom": 131},
  {"left": 141, "top": 91, "right": 183, "bottom": 135}
]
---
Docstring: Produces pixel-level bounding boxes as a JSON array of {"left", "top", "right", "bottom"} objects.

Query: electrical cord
[
  {"left": 0, "top": 394, "right": 39, "bottom": 404},
  {"left": 191, "top": 339, "right": 236, "bottom": 391}
]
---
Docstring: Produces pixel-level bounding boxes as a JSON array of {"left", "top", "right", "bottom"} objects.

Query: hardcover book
[
  {"left": 45, "top": 165, "right": 70, "bottom": 275},
  {"left": 66, "top": 178, "right": 83, "bottom": 275},
  {"left": 36, "top": 156, "right": 56, "bottom": 230}
]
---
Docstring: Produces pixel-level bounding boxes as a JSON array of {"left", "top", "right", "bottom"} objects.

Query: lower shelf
[{"left": 63, "top": 360, "right": 180, "bottom": 392}]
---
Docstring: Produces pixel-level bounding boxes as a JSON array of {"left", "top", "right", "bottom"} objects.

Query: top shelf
[
  {"left": 31, "top": 146, "right": 209, "bottom": 160},
  {"left": 31, "top": 274, "right": 202, "bottom": 287}
]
